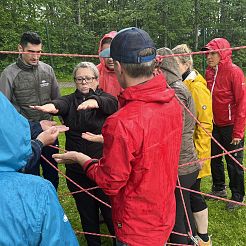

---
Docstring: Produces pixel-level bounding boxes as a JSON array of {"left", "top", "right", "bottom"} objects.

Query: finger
[
  {"left": 49, "top": 121, "right": 57, "bottom": 126},
  {"left": 77, "top": 105, "right": 85, "bottom": 111},
  {"left": 54, "top": 158, "right": 63, "bottom": 163},
  {"left": 52, "top": 153, "right": 65, "bottom": 159},
  {"left": 56, "top": 125, "right": 69, "bottom": 132}
]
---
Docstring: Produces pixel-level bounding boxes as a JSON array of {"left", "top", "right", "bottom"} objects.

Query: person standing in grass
[
  {"left": 53, "top": 27, "right": 183, "bottom": 246},
  {"left": 31, "top": 61, "right": 118, "bottom": 246},
  {"left": 172, "top": 44, "right": 213, "bottom": 246},
  {"left": 0, "top": 31, "right": 60, "bottom": 190},
  {"left": 156, "top": 47, "right": 200, "bottom": 245},
  {"left": 202, "top": 38, "right": 246, "bottom": 211}
]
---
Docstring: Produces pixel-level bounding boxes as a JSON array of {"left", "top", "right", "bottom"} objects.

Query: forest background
[
  {"left": 0, "top": 0, "right": 246, "bottom": 79},
  {"left": 1, "top": 1, "right": 246, "bottom": 245}
]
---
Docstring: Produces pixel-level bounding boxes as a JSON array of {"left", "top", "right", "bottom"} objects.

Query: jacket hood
[
  {"left": 98, "top": 31, "right": 117, "bottom": 54},
  {"left": 0, "top": 92, "right": 32, "bottom": 172},
  {"left": 98, "top": 31, "right": 117, "bottom": 73},
  {"left": 118, "top": 73, "right": 175, "bottom": 106},
  {"left": 156, "top": 47, "right": 182, "bottom": 85},
  {"left": 203, "top": 38, "right": 232, "bottom": 65}
]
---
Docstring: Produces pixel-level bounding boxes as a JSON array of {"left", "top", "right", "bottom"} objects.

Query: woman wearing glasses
[{"left": 31, "top": 62, "right": 118, "bottom": 246}]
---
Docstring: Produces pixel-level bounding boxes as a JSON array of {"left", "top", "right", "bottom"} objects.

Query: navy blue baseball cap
[{"left": 100, "top": 27, "right": 156, "bottom": 64}]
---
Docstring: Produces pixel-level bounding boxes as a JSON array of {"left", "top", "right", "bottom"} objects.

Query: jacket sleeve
[
  {"left": 191, "top": 85, "right": 213, "bottom": 177},
  {"left": 52, "top": 95, "right": 72, "bottom": 116},
  {"left": 231, "top": 68, "right": 246, "bottom": 139},
  {"left": 39, "top": 182, "right": 79, "bottom": 246},
  {"left": 88, "top": 91, "right": 118, "bottom": 115},
  {"left": 50, "top": 67, "right": 61, "bottom": 100},
  {"left": 84, "top": 117, "right": 134, "bottom": 196},
  {"left": 28, "top": 121, "right": 43, "bottom": 139},
  {"left": 0, "top": 69, "right": 14, "bottom": 101},
  {"left": 19, "top": 139, "right": 43, "bottom": 174}
]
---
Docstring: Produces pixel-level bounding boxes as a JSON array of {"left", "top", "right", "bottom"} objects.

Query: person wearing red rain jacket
[
  {"left": 53, "top": 27, "right": 183, "bottom": 246},
  {"left": 202, "top": 38, "right": 246, "bottom": 210},
  {"left": 97, "top": 31, "right": 123, "bottom": 98}
]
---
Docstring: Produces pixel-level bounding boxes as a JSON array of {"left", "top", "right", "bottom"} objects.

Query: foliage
[{"left": 0, "top": 0, "right": 246, "bottom": 76}]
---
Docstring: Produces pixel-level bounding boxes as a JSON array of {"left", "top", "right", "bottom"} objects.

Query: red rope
[
  {"left": 41, "top": 154, "right": 111, "bottom": 208},
  {"left": 75, "top": 230, "right": 115, "bottom": 238},
  {"left": 176, "top": 185, "right": 246, "bottom": 206},
  {"left": 171, "top": 90, "right": 246, "bottom": 172},
  {"left": 0, "top": 44, "right": 245, "bottom": 58},
  {"left": 179, "top": 146, "right": 246, "bottom": 167}
]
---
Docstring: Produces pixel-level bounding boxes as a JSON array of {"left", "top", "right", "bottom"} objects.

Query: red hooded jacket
[
  {"left": 97, "top": 31, "right": 123, "bottom": 98},
  {"left": 83, "top": 74, "right": 183, "bottom": 246},
  {"left": 204, "top": 38, "right": 246, "bottom": 139}
]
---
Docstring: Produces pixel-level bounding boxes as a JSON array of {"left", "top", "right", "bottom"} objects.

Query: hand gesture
[
  {"left": 30, "top": 103, "right": 59, "bottom": 114},
  {"left": 230, "top": 138, "right": 241, "bottom": 145},
  {"left": 82, "top": 132, "right": 104, "bottom": 143},
  {"left": 36, "top": 126, "right": 59, "bottom": 146},
  {"left": 52, "top": 151, "right": 91, "bottom": 166},
  {"left": 77, "top": 99, "right": 99, "bottom": 111}
]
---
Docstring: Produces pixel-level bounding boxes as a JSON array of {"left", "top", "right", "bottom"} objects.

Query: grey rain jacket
[
  {"left": 157, "top": 47, "right": 200, "bottom": 176},
  {"left": 0, "top": 57, "right": 60, "bottom": 121}
]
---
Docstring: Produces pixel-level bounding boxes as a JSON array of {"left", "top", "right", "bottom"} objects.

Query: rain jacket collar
[{"left": 118, "top": 73, "right": 175, "bottom": 107}]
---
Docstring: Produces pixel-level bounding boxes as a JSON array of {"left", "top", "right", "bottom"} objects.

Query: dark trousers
[
  {"left": 190, "top": 178, "right": 207, "bottom": 213},
  {"left": 170, "top": 170, "right": 199, "bottom": 244},
  {"left": 66, "top": 168, "right": 115, "bottom": 246},
  {"left": 26, "top": 139, "right": 59, "bottom": 190},
  {"left": 211, "top": 125, "right": 245, "bottom": 202}
]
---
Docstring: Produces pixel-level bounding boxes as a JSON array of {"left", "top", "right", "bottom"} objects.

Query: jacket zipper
[
  {"left": 211, "top": 65, "right": 218, "bottom": 124},
  {"left": 228, "top": 104, "right": 231, "bottom": 120},
  {"left": 211, "top": 65, "right": 218, "bottom": 96}
]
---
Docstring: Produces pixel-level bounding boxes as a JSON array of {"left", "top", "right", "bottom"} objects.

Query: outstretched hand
[
  {"left": 82, "top": 132, "right": 104, "bottom": 143},
  {"left": 77, "top": 99, "right": 99, "bottom": 111},
  {"left": 37, "top": 126, "right": 59, "bottom": 146},
  {"left": 52, "top": 151, "right": 91, "bottom": 167},
  {"left": 231, "top": 138, "right": 241, "bottom": 145},
  {"left": 30, "top": 104, "right": 59, "bottom": 114},
  {"left": 40, "top": 120, "right": 69, "bottom": 133}
]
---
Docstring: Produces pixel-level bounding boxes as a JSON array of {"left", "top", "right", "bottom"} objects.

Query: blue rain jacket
[{"left": 0, "top": 92, "right": 79, "bottom": 245}]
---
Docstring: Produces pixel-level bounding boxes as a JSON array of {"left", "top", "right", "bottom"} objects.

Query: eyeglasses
[{"left": 74, "top": 76, "right": 96, "bottom": 84}]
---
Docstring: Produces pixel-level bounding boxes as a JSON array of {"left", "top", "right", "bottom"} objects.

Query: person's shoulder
[
  {"left": 1, "top": 62, "right": 19, "bottom": 74},
  {"left": 38, "top": 61, "right": 55, "bottom": 73}
]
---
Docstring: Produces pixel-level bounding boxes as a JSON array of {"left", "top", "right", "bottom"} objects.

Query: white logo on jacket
[{"left": 40, "top": 80, "right": 49, "bottom": 87}]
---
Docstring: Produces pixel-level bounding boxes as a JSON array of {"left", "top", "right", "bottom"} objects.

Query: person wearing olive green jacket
[{"left": 173, "top": 44, "right": 213, "bottom": 246}]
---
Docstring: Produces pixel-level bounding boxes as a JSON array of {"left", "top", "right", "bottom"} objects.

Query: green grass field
[{"left": 57, "top": 86, "right": 246, "bottom": 246}]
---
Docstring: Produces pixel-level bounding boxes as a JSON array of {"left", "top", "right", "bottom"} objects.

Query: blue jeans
[{"left": 116, "top": 239, "right": 128, "bottom": 246}]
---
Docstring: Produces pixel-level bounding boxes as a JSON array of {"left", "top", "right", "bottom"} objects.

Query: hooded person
[
  {"left": 172, "top": 44, "right": 213, "bottom": 246},
  {"left": 0, "top": 92, "right": 79, "bottom": 245},
  {"left": 97, "top": 31, "right": 123, "bottom": 98},
  {"left": 156, "top": 47, "right": 200, "bottom": 245},
  {"left": 202, "top": 38, "right": 246, "bottom": 210}
]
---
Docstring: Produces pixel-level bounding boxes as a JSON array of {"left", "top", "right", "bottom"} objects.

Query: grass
[{"left": 57, "top": 87, "right": 246, "bottom": 246}]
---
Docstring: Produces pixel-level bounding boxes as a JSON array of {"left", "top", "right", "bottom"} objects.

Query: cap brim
[
  {"left": 99, "top": 48, "right": 111, "bottom": 58},
  {"left": 201, "top": 47, "right": 209, "bottom": 51}
]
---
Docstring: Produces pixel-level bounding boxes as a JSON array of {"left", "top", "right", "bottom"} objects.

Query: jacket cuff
[{"left": 83, "top": 159, "right": 99, "bottom": 174}]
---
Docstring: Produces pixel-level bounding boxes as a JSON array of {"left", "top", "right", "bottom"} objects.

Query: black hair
[
  {"left": 20, "top": 32, "right": 42, "bottom": 47},
  {"left": 101, "top": 37, "right": 112, "bottom": 46}
]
